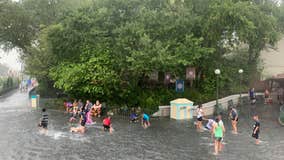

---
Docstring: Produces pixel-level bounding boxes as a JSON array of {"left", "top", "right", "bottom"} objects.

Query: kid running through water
[{"left": 38, "top": 108, "right": 48, "bottom": 129}]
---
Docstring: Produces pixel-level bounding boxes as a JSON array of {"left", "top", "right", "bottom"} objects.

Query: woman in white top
[{"left": 196, "top": 104, "right": 204, "bottom": 131}]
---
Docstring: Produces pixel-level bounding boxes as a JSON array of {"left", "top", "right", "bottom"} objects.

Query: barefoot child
[
  {"left": 252, "top": 114, "right": 260, "bottom": 145},
  {"left": 142, "top": 113, "right": 151, "bottom": 128},
  {"left": 229, "top": 107, "right": 238, "bottom": 134},
  {"left": 70, "top": 112, "right": 87, "bottom": 134},
  {"left": 196, "top": 105, "right": 204, "bottom": 132},
  {"left": 103, "top": 116, "right": 113, "bottom": 133},
  {"left": 38, "top": 108, "right": 48, "bottom": 130},
  {"left": 212, "top": 115, "right": 225, "bottom": 155}
]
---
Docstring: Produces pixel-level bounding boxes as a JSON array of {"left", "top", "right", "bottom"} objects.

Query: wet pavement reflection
[{"left": 0, "top": 91, "right": 283, "bottom": 160}]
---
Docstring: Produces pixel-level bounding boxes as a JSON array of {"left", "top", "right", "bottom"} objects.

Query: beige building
[{"left": 260, "top": 38, "right": 284, "bottom": 79}]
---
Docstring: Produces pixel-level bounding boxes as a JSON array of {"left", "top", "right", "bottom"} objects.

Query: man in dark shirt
[
  {"left": 39, "top": 108, "right": 48, "bottom": 130},
  {"left": 252, "top": 114, "right": 260, "bottom": 145}
]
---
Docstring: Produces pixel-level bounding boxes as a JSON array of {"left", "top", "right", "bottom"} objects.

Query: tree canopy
[{"left": 1, "top": 0, "right": 284, "bottom": 111}]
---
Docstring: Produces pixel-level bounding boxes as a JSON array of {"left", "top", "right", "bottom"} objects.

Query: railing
[{"left": 153, "top": 92, "right": 264, "bottom": 117}]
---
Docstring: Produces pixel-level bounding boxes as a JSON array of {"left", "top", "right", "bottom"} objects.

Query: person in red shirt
[{"left": 103, "top": 116, "right": 113, "bottom": 133}]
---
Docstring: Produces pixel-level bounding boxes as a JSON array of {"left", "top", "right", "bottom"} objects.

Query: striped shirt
[{"left": 41, "top": 112, "right": 48, "bottom": 124}]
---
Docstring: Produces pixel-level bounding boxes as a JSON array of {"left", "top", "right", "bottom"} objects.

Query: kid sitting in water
[
  {"left": 103, "top": 116, "right": 113, "bottom": 133},
  {"left": 69, "top": 108, "right": 77, "bottom": 123},
  {"left": 130, "top": 113, "right": 138, "bottom": 123},
  {"left": 38, "top": 108, "right": 48, "bottom": 130},
  {"left": 142, "top": 113, "right": 150, "bottom": 128},
  {"left": 70, "top": 113, "right": 87, "bottom": 134}
]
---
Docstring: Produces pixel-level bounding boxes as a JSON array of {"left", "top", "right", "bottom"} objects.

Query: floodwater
[{"left": 0, "top": 91, "right": 283, "bottom": 160}]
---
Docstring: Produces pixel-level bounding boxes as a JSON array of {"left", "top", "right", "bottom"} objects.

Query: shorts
[
  {"left": 205, "top": 126, "right": 211, "bottom": 130},
  {"left": 143, "top": 118, "right": 149, "bottom": 122},
  {"left": 197, "top": 117, "right": 203, "bottom": 121},
  {"left": 232, "top": 118, "right": 238, "bottom": 121},
  {"left": 252, "top": 132, "right": 259, "bottom": 139},
  {"left": 40, "top": 122, "right": 48, "bottom": 129},
  {"left": 215, "top": 137, "right": 222, "bottom": 142},
  {"left": 103, "top": 125, "right": 110, "bottom": 130},
  {"left": 81, "top": 120, "right": 86, "bottom": 127}
]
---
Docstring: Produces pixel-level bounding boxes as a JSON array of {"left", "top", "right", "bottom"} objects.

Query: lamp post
[
  {"left": 238, "top": 69, "right": 243, "bottom": 105},
  {"left": 215, "top": 69, "right": 221, "bottom": 108}
]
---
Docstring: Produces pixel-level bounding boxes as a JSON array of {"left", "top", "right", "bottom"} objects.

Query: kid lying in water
[{"left": 70, "top": 113, "right": 86, "bottom": 134}]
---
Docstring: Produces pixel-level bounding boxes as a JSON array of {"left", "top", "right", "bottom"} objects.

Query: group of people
[
  {"left": 195, "top": 105, "right": 260, "bottom": 155},
  {"left": 38, "top": 99, "right": 152, "bottom": 134},
  {"left": 65, "top": 99, "right": 113, "bottom": 134},
  {"left": 249, "top": 87, "right": 284, "bottom": 105}
]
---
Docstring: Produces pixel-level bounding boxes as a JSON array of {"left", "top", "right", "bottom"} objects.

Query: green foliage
[
  {"left": 0, "top": 0, "right": 35, "bottom": 50},
  {"left": 2, "top": 0, "right": 284, "bottom": 113},
  {"left": 49, "top": 48, "right": 120, "bottom": 100},
  {"left": 0, "top": 77, "right": 19, "bottom": 95}
]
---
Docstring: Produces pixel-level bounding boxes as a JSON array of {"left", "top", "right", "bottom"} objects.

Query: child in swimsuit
[{"left": 70, "top": 113, "right": 86, "bottom": 134}]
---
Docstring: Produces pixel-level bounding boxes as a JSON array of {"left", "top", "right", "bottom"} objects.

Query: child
[
  {"left": 252, "top": 114, "right": 260, "bottom": 145},
  {"left": 130, "top": 113, "right": 138, "bottom": 123},
  {"left": 196, "top": 105, "right": 204, "bottom": 132},
  {"left": 249, "top": 88, "right": 256, "bottom": 105},
  {"left": 204, "top": 118, "right": 215, "bottom": 132},
  {"left": 85, "top": 110, "right": 93, "bottom": 125},
  {"left": 70, "top": 113, "right": 86, "bottom": 134},
  {"left": 229, "top": 107, "right": 239, "bottom": 134},
  {"left": 69, "top": 109, "right": 77, "bottom": 123},
  {"left": 212, "top": 115, "right": 225, "bottom": 155},
  {"left": 38, "top": 108, "right": 48, "bottom": 130},
  {"left": 142, "top": 113, "right": 151, "bottom": 129},
  {"left": 103, "top": 116, "right": 113, "bottom": 133}
]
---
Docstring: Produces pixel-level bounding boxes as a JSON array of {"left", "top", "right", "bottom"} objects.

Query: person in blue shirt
[
  {"left": 141, "top": 113, "right": 151, "bottom": 128},
  {"left": 130, "top": 113, "right": 138, "bottom": 123}
]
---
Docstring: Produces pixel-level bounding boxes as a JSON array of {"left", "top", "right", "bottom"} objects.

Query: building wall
[{"left": 260, "top": 38, "right": 284, "bottom": 79}]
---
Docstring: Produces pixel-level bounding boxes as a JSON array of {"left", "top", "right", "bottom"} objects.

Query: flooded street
[{"left": 0, "top": 91, "right": 283, "bottom": 160}]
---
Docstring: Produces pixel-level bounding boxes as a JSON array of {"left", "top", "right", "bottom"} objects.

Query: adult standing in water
[
  {"left": 212, "top": 114, "right": 226, "bottom": 155},
  {"left": 196, "top": 104, "right": 204, "bottom": 132},
  {"left": 252, "top": 114, "right": 260, "bottom": 145},
  {"left": 229, "top": 107, "right": 238, "bottom": 134}
]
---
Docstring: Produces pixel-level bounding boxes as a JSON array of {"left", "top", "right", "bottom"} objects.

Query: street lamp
[
  {"left": 215, "top": 69, "right": 221, "bottom": 108},
  {"left": 238, "top": 69, "right": 243, "bottom": 105}
]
